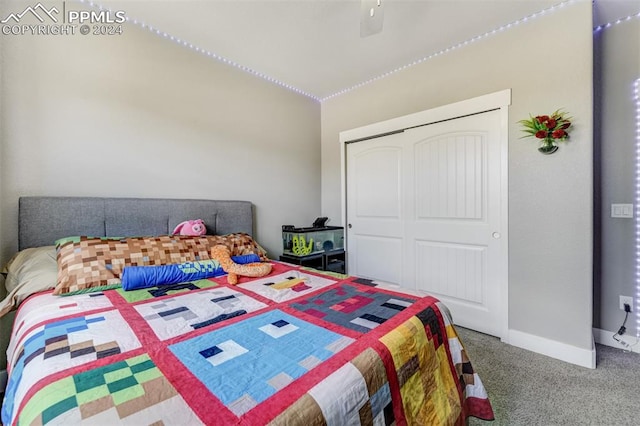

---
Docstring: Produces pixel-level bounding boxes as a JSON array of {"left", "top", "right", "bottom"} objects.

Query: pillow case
[
  {"left": 0, "top": 246, "right": 57, "bottom": 317},
  {"left": 54, "top": 235, "right": 126, "bottom": 248},
  {"left": 55, "top": 233, "right": 268, "bottom": 295}
]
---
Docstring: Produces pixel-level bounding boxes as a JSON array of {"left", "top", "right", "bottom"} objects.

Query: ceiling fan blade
[{"left": 360, "top": 0, "right": 385, "bottom": 37}]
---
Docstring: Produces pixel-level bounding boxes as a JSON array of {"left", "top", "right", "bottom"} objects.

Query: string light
[
  {"left": 320, "top": 0, "right": 577, "bottom": 101},
  {"left": 75, "top": 0, "right": 638, "bottom": 102},
  {"left": 593, "top": 11, "right": 640, "bottom": 32},
  {"left": 635, "top": 78, "right": 640, "bottom": 341},
  {"left": 75, "top": 0, "right": 320, "bottom": 101}
]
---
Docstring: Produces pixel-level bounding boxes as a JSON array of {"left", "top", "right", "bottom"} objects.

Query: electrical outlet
[{"left": 620, "top": 295, "right": 633, "bottom": 311}]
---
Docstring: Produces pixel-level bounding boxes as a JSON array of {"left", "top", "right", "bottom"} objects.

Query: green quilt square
[{"left": 111, "top": 383, "right": 145, "bottom": 406}]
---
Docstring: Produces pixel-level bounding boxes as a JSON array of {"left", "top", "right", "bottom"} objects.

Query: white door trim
[
  {"left": 339, "top": 89, "right": 512, "bottom": 143},
  {"left": 340, "top": 89, "right": 511, "bottom": 341}
]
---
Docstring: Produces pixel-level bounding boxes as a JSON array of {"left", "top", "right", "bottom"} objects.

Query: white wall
[
  {"left": 321, "top": 1, "right": 594, "bottom": 361},
  {"left": 0, "top": 20, "right": 321, "bottom": 263}
]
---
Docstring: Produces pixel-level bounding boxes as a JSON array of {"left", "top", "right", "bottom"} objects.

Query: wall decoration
[{"left": 518, "top": 109, "right": 572, "bottom": 154}]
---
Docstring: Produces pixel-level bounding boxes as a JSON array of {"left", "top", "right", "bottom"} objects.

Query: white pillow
[{"left": 0, "top": 246, "right": 57, "bottom": 317}]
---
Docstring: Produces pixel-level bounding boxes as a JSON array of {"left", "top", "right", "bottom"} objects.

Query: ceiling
[{"left": 97, "top": 0, "right": 639, "bottom": 100}]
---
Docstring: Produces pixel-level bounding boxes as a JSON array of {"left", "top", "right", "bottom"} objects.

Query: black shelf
[
  {"left": 279, "top": 249, "right": 346, "bottom": 274},
  {"left": 323, "top": 250, "right": 346, "bottom": 273}
]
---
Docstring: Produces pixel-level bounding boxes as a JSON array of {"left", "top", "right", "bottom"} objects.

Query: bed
[{"left": 1, "top": 196, "right": 494, "bottom": 425}]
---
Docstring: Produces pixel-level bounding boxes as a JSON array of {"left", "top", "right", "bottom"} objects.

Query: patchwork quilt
[{"left": 2, "top": 261, "right": 494, "bottom": 425}]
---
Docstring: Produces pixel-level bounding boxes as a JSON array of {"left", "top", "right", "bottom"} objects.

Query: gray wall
[
  {"left": 593, "top": 2, "right": 640, "bottom": 337},
  {"left": 0, "top": 15, "right": 321, "bottom": 368},
  {"left": 0, "top": 21, "right": 321, "bottom": 263},
  {"left": 321, "top": 1, "right": 594, "bottom": 351}
]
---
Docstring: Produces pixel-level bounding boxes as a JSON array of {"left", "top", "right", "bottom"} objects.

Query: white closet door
[
  {"left": 346, "top": 109, "right": 506, "bottom": 337},
  {"left": 346, "top": 132, "right": 406, "bottom": 285}
]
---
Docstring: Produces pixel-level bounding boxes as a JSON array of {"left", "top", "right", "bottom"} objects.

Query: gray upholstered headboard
[{"left": 18, "top": 197, "right": 254, "bottom": 250}]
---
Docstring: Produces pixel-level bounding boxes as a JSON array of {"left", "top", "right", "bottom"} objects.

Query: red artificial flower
[{"left": 519, "top": 109, "right": 572, "bottom": 148}]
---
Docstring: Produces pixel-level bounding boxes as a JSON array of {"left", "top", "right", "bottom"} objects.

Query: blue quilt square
[{"left": 169, "top": 310, "right": 353, "bottom": 416}]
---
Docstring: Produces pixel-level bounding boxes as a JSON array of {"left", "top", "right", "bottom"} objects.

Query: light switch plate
[{"left": 611, "top": 203, "right": 634, "bottom": 218}]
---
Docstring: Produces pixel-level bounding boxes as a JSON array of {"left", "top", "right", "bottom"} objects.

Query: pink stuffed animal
[{"left": 172, "top": 219, "right": 207, "bottom": 236}]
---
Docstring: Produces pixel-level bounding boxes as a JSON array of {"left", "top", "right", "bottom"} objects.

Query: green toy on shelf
[{"left": 292, "top": 235, "right": 314, "bottom": 256}]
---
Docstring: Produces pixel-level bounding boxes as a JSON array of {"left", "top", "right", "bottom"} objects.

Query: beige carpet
[{"left": 457, "top": 327, "right": 640, "bottom": 426}]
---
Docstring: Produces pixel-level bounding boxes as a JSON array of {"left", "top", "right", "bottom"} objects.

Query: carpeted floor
[{"left": 457, "top": 327, "right": 640, "bottom": 426}]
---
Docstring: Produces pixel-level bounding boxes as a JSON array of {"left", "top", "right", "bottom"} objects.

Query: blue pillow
[{"left": 121, "top": 254, "right": 261, "bottom": 291}]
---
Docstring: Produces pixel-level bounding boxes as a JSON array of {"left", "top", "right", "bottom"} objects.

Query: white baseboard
[
  {"left": 507, "top": 329, "right": 596, "bottom": 369},
  {"left": 593, "top": 327, "right": 640, "bottom": 354}
]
